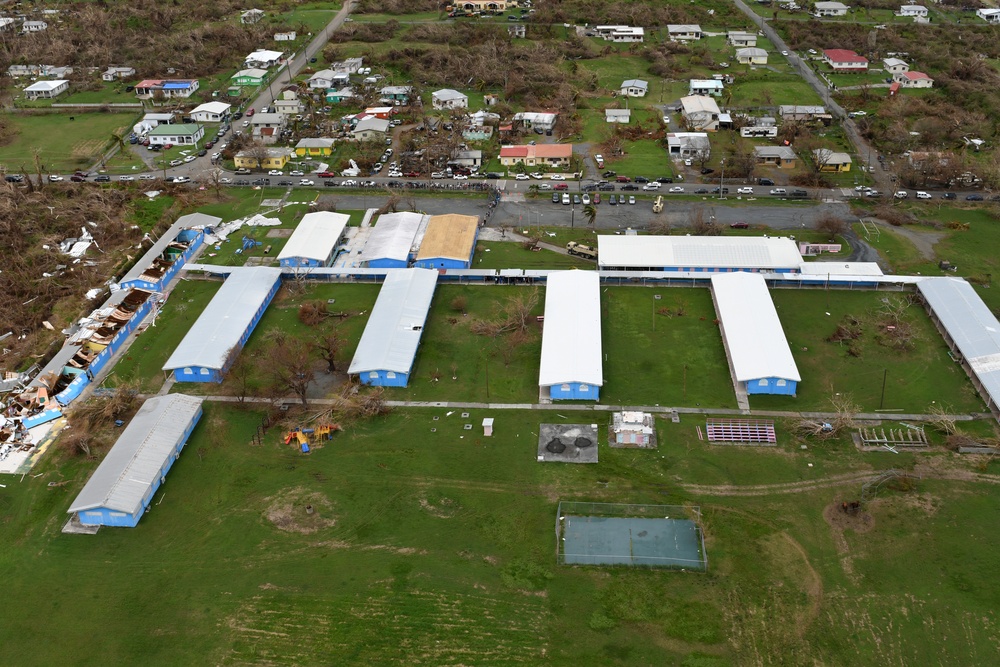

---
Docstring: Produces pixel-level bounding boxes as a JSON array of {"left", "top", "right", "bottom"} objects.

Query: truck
[
  {"left": 566, "top": 242, "right": 598, "bottom": 259},
  {"left": 652, "top": 195, "right": 664, "bottom": 213}
]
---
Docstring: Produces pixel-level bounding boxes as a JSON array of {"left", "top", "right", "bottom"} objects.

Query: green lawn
[
  {"left": 474, "top": 241, "right": 593, "bottom": 270},
  {"left": 0, "top": 112, "right": 139, "bottom": 173},
  {"left": 60, "top": 83, "right": 140, "bottom": 106}
]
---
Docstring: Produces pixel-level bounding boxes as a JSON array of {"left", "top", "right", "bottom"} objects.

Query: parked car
[
  {"left": 594, "top": 154, "right": 604, "bottom": 168},
  {"left": 552, "top": 193, "right": 560, "bottom": 203},
  {"left": 737, "top": 187, "right": 754, "bottom": 194},
  {"left": 621, "top": 184, "right": 639, "bottom": 191},
  {"left": 572, "top": 194, "right": 581, "bottom": 204},
  {"left": 317, "top": 171, "right": 337, "bottom": 178},
  {"left": 4, "top": 174, "right": 24, "bottom": 183},
  {"left": 615, "top": 175, "right": 631, "bottom": 183},
  {"left": 941, "top": 192, "right": 956, "bottom": 200},
  {"left": 758, "top": 178, "right": 775, "bottom": 186},
  {"left": 602, "top": 170, "right": 616, "bottom": 178},
  {"left": 598, "top": 183, "right": 615, "bottom": 191},
  {"left": 432, "top": 171, "right": 447, "bottom": 179},
  {"left": 183, "top": 155, "right": 197, "bottom": 163},
  {"left": 268, "top": 169, "right": 283, "bottom": 176},
  {"left": 554, "top": 183, "right": 569, "bottom": 191},
  {"left": 916, "top": 191, "right": 931, "bottom": 199},
  {"left": 299, "top": 179, "right": 315, "bottom": 186},
  {"left": 769, "top": 188, "right": 787, "bottom": 195},
  {"left": 549, "top": 174, "right": 566, "bottom": 181},
  {"left": 668, "top": 186, "right": 684, "bottom": 193},
  {"left": 730, "top": 222, "right": 750, "bottom": 229},
  {"left": 70, "top": 174, "right": 86, "bottom": 182},
  {"left": 593, "top": 192, "right": 601, "bottom": 204},
  {"left": 694, "top": 188, "right": 709, "bottom": 194},
  {"left": 628, "top": 195, "right": 636, "bottom": 205},
  {"left": 139, "top": 174, "right": 156, "bottom": 181},
  {"left": 642, "top": 183, "right": 660, "bottom": 191},
  {"left": 582, "top": 193, "right": 590, "bottom": 204},
  {"left": 608, "top": 194, "right": 618, "bottom": 205},
  {"left": 169, "top": 159, "right": 183, "bottom": 167},
  {"left": 966, "top": 193, "right": 984, "bottom": 201},
  {"left": 171, "top": 176, "right": 190, "bottom": 184},
  {"left": 655, "top": 177, "right": 673, "bottom": 184},
  {"left": 289, "top": 170, "right": 304, "bottom": 177},
  {"left": 94, "top": 175, "right": 111, "bottom": 182},
  {"left": 634, "top": 176, "right": 649, "bottom": 183},
  {"left": 47, "top": 174, "right": 63, "bottom": 182},
  {"left": 894, "top": 190, "right": 908, "bottom": 199},
  {"left": 515, "top": 173, "right": 529, "bottom": 180},
  {"left": 561, "top": 193, "right": 570, "bottom": 205},
  {"left": 118, "top": 175, "right": 135, "bottom": 181}
]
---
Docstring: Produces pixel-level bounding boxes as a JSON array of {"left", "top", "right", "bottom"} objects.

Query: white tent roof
[
  {"left": 348, "top": 269, "right": 438, "bottom": 375},
  {"left": 190, "top": 101, "right": 231, "bottom": 115},
  {"left": 597, "top": 235, "right": 803, "bottom": 271},
  {"left": 162, "top": 267, "right": 282, "bottom": 371},
  {"left": 359, "top": 212, "right": 425, "bottom": 264},
  {"left": 918, "top": 277, "right": 1000, "bottom": 409},
  {"left": 538, "top": 271, "right": 603, "bottom": 387},
  {"left": 67, "top": 394, "right": 204, "bottom": 515},
  {"left": 277, "top": 211, "right": 349, "bottom": 263},
  {"left": 711, "top": 273, "right": 800, "bottom": 383}
]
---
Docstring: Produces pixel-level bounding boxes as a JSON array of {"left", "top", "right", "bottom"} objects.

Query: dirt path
[
  {"left": 778, "top": 531, "right": 824, "bottom": 637},
  {"left": 875, "top": 220, "right": 944, "bottom": 261}
]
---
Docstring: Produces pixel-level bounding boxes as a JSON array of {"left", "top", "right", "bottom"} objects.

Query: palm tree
[{"left": 583, "top": 203, "right": 597, "bottom": 226}]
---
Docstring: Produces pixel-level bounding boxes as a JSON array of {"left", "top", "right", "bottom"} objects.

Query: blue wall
[
  {"left": 746, "top": 377, "right": 797, "bottom": 396},
  {"left": 366, "top": 257, "right": 409, "bottom": 269},
  {"left": 172, "top": 276, "right": 281, "bottom": 383},
  {"left": 279, "top": 256, "right": 327, "bottom": 268},
  {"left": 120, "top": 230, "right": 204, "bottom": 293},
  {"left": 547, "top": 382, "right": 601, "bottom": 401},
  {"left": 414, "top": 227, "right": 479, "bottom": 270},
  {"left": 78, "top": 405, "right": 202, "bottom": 528},
  {"left": 358, "top": 369, "right": 410, "bottom": 387}
]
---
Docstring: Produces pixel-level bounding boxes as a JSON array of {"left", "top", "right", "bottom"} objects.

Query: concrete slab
[{"left": 537, "top": 423, "right": 599, "bottom": 463}]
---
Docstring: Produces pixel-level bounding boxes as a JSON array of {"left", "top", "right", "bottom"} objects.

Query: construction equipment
[
  {"left": 652, "top": 195, "right": 664, "bottom": 213},
  {"left": 566, "top": 241, "right": 598, "bottom": 259}
]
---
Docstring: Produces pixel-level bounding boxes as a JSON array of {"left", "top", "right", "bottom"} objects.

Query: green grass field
[{"left": 0, "top": 112, "right": 139, "bottom": 173}]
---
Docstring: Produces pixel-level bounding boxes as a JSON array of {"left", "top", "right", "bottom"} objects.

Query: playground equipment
[{"left": 283, "top": 423, "right": 343, "bottom": 452}]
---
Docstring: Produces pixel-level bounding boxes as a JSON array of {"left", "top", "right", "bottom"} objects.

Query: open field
[
  {"left": 474, "top": 241, "right": 594, "bottom": 270},
  {"left": 0, "top": 112, "right": 137, "bottom": 173},
  {"left": 5, "top": 401, "right": 1000, "bottom": 665}
]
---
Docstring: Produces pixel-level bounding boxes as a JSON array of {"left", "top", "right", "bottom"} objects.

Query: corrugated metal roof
[
  {"left": 348, "top": 269, "right": 438, "bottom": 375},
  {"left": 539, "top": 271, "right": 603, "bottom": 387},
  {"left": 798, "top": 262, "right": 883, "bottom": 276},
  {"left": 918, "top": 278, "right": 1000, "bottom": 408},
  {"left": 416, "top": 214, "right": 478, "bottom": 262},
  {"left": 359, "top": 212, "right": 425, "bottom": 264},
  {"left": 68, "top": 394, "right": 203, "bottom": 515},
  {"left": 120, "top": 213, "right": 218, "bottom": 285},
  {"left": 162, "top": 267, "right": 282, "bottom": 371},
  {"left": 598, "top": 235, "right": 803, "bottom": 270},
  {"left": 711, "top": 273, "right": 800, "bottom": 382},
  {"left": 277, "top": 211, "right": 349, "bottom": 263}
]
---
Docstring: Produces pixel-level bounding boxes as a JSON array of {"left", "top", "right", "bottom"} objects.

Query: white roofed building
[
  {"left": 277, "top": 212, "right": 349, "bottom": 268},
  {"left": 539, "top": 271, "right": 603, "bottom": 401},
  {"left": 24, "top": 79, "right": 69, "bottom": 99},
  {"left": 680, "top": 95, "right": 721, "bottom": 131},
  {"left": 358, "top": 212, "right": 427, "bottom": 268},
  {"left": 711, "top": 272, "right": 800, "bottom": 397},
  {"left": 431, "top": 89, "right": 468, "bottom": 110},
  {"left": 348, "top": 269, "right": 438, "bottom": 387},
  {"left": 597, "top": 235, "right": 803, "bottom": 273},
  {"left": 189, "top": 101, "right": 231, "bottom": 123}
]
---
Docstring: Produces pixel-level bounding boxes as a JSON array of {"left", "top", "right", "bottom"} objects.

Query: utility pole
[{"left": 879, "top": 368, "right": 888, "bottom": 410}]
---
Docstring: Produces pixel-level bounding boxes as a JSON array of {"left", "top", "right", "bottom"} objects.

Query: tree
[
  {"left": 815, "top": 214, "right": 847, "bottom": 240},
  {"left": 689, "top": 205, "right": 721, "bottom": 235},
  {"left": 266, "top": 337, "right": 315, "bottom": 405},
  {"left": 313, "top": 329, "right": 345, "bottom": 373},
  {"left": 245, "top": 141, "right": 273, "bottom": 172},
  {"left": 226, "top": 349, "right": 257, "bottom": 404},
  {"left": 583, "top": 203, "right": 597, "bottom": 226}
]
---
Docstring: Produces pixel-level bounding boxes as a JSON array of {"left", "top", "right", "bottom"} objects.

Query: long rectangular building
[
  {"left": 277, "top": 211, "right": 349, "bottom": 268},
  {"left": 67, "top": 394, "right": 204, "bottom": 528},
  {"left": 711, "top": 272, "right": 800, "bottom": 396},
  {"left": 414, "top": 214, "right": 479, "bottom": 269},
  {"left": 118, "top": 213, "right": 216, "bottom": 292},
  {"left": 598, "top": 235, "right": 803, "bottom": 273},
  {"left": 539, "top": 271, "right": 603, "bottom": 400},
  {"left": 162, "top": 267, "right": 282, "bottom": 382},
  {"left": 918, "top": 277, "right": 1000, "bottom": 418},
  {"left": 358, "top": 212, "right": 427, "bottom": 268},
  {"left": 348, "top": 269, "right": 438, "bottom": 387}
]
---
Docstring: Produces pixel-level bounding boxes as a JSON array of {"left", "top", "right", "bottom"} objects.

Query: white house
[
  {"left": 736, "top": 47, "right": 768, "bottom": 65},
  {"left": 605, "top": 109, "right": 631, "bottom": 124},
  {"left": 135, "top": 79, "right": 199, "bottom": 99},
  {"left": 680, "top": 95, "right": 721, "bottom": 131},
  {"left": 22, "top": 20, "right": 48, "bottom": 32},
  {"left": 814, "top": 1, "right": 849, "bottom": 16},
  {"left": 274, "top": 89, "right": 302, "bottom": 116},
  {"left": 101, "top": 66, "right": 135, "bottom": 82},
  {"left": 308, "top": 69, "right": 337, "bottom": 90},
  {"left": 666, "top": 132, "right": 710, "bottom": 158},
  {"left": 824, "top": 49, "right": 868, "bottom": 72},
  {"left": 431, "top": 89, "right": 468, "bottom": 110},
  {"left": 512, "top": 111, "right": 558, "bottom": 132},
  {"left": 274, "top": 31, "right": 297, "bottom": 42},
  {"left": 189, "top": 101, "right": 231, "bottom": 123},
  {"left": 897, "top": 5, "right": 928, "bottom": 19},
  {"left": 667, "top": 24, "right": 702, "bottom": 41},
  {"left": 593, "top": 25, "right": 644, "bottom": 42},
  {"left": 353, "top": 116, "right": 391, "bottom": 140},
  {"left": 619, "top": 79, "right": 648, "bottom": 97},
  {"left": 689, "top": 79, "right": 724, "bottom": 97},
  {"left": 895, "top": 70, "right": 933, "bottom": 88},
  {"left": 244, "top": 49, "right": 283, "bottom": 69},
  {"left": 147, "top": 123, "right": 204, "bottom": 147},
  {"left": 251, "top": 113, "right": 286, "bottom": 144},
  {"left": 883, "top": 57, "right": 909, "bottom": 74},
  {"left": 728, "top": 31, "right": 757, "bottom": 48},
  {"left": 0, "top": 17, "right": 15, "bottom": 31},
  {"left": 977, "top": 8, "right": 1000, "bottom": 23},
  {"left": 23, "top": 79, "right": 69, "bottom": 100},
  {"left": 240, "top": 8, "right": 265, "bottom": 24}
]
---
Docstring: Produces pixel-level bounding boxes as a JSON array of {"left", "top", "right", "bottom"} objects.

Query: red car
[
  {"left": 246, "top": 108, "right": 255, "bottom": 116},
  {"left": 205, "top": 141, "right": 214, "bottom": 149},
  {"left": 317, "top": 171, "right": 337, "bottom": 178},
  {"left": 554, "top": 183, "right": 569, "bottom": 191},
  {"left": 593, "top": 192, "right": 601, "bottom": 204},
  {"left": 730, "top": 222, "right": 750, "bottom": 229},
  {"left": 616, "top": 175, "right": 631, "bottom": 183},
  {"left": 403, "top": 171, "right": 420, "bottom": 177}
]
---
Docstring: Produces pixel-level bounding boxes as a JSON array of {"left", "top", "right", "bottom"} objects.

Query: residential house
[
  {"left": 977, "top": 8, "right": 1000, "bottom": 23},
  {"left": 894, "top": 70, "right": 933, "bottom": 88},
  {"left": 44, "top": 65, "right": 74, "bottom": 79},
  {"left": 667, "top": 24, "right": 702, "bottom": 41},
  {"left": 234, "top": 148, "right": 292, "bottom": 170},
  {"left": 23, "top": 79, "right": 69, "bottom": 100},
  {"left": 728, "top": 31, "right": 757, "bottom": 47},
  {"left": 147, "top": 123, "right": 204, "bottom": 147},
  {"left": 251, "top": 113, "right": 286, "bottom": 144},
  {"left": 813, "top": 148, "right": 852, "bottom": 172},
  {"left": 308, "top": 69, "right": 338, "bottom": 90},
  {"left": 619, "top": 79, "right": 648, "bottom": 97},
  {"left": 295, "top": 138, "right": 335, "bottom": 157},
  {"left": 736, "top": 47, "right": 768, "bottom": 65},
  {"left": 679, "top": 95, "right": 721, "bottom": 131},
  {"left": 135, "top": 79, "right": 199, "bottom": 99},
  {"left": 450, "top": 149, "right": 483, "bottom": 169},
  {"left": 740, "top": 117, "right": 778, "bottom": 138},
  {"left": 463, "top": 125, "right": 493, "bottom": 140},
  {"left": 22, "top": 20, "right": 48, "bottom": 32},
  {"left": 240, "top": 8, "right": 265, "bottom": 24},
  {"left": 189, "top": 101, "right": 231, "bottom": 123},
  {"left": 499, "top": 143, "right": 574, "bottom": 168},
  {"left": 231, "top": 69, "right": 267, "bottom": 87},
  {"left": 779, "top": 105, "right": 831, "bottom": 122},
  {"left": 0, "top": 17, "right": 15, "bottom": 31},
  {"left": 897, "top": 5, "right": 928, "bottom": 19},
  {"left": 458, "top": 0, "right": 511, "bottom": 11},
  {"left": 814, "top": 1, "right": 849, "bottom": 17},
  {"left": 325, "top": 87, "right": 355, "bottom": 104},
  {"left": 508, "top": 24, "right": 525, "bottom": 38},
  {"left": 593, "top": 25, "right": 644, "bottom": 42},
  {"left": 331, "top": 57, "right": 364, "bottom": 74},
  {"left": 753, "top": 145, "right": 798, "bottom": 168},
  {"left": 512, "top": 111, "right": 558, "bottom": 132},
  {"left": 274, "top": 31, "right": 297, "bottom": 42},
  {"left": 883, "top": 57, "right": 909, "bottom": 74},
  {"left": 101, "top": 66, "right": 135, "bottom": 82},
  {"left": 380, "top": 85, "right": 412, "bottom": 105},
  {"left": 824, "top": 49, "right": 868, "bottom": 72},
  {"left": 689, "top": 79, "right": 724, "bottom": 97},
  {"left": 431, "top": 89, "right": 468, "bottom": 110},
  {"left": 605, "top": 109, "right": 631, "bottom": 124},
  {"left": 274, "top": 88, "right": 302, "bottom": 116},
  {"left": 352, "top": 116, "right": 391, "bottom": 141},
  {"left": 245, "top": 49, "right": 283, "bottom": 69},
  {"left": 666, "top": 132, "right": 710, "bottom": 158},
  {"left": 7, "top": 64, "right": 40, "bottom": 77},
  {"left": 364, "top": 106, "right": 395, "bottom": 119}
]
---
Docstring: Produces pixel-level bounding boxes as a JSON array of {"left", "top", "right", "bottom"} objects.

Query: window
[
  {"left": 369, "top": 372, "right": 378, "bottom": 379},
  {"left": 776, "top": 379, "right": 787, "bottom": 387},
  {"left": 109, "top": 512, "right": 127, "bottom": 517},
  {"left": 560, "top": 384, "right": 571, "bottom": 392},
  {"left": 758, "top": 379, "right": 769, "bottom": 386},
  {"left": 386, "top": 371, "right": 396, "bottom": 379},
  {"left": 184, "top": 367, "right": 192, "bottom": 375},
  {"left": 200, "top": 368, "right": 210, "bottom": 375},
  {"left": 579, "top": 384, "right": 589, "bottom": 392}
]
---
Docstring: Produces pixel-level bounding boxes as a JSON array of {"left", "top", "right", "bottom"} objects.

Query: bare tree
[
  {"left": 313, "top": 329, "right": 345, "bottom": 373},
  {"left": 815, "top": 214, "right": 848, "bottom": 240},
  {"left": 689, "top": 206, "right": 721, "bottom": 235},
  {"left": 267, "top": 338, "right": 315, "bottom": 405}
]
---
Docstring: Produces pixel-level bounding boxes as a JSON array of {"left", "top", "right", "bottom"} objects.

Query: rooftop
[
  {"left": 597, "top": 235, "right": 803, "bottom": 271},
  {"left": 539, "top": 271, "right": 603, "bottom": 387},
  {"left": 416, "top": 214, "right": 479, "bottom": 262},
  {"left": 277, "top": 212, "right": 349, "bottom": 264}
]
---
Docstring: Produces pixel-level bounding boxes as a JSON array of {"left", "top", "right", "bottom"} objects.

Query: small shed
[
  {"left": 277, "top": 211, "right": 349, "bottom": 268},
  {"left": 67, "top": 394, "right": 204, "bottom": 527},
  {"left": 483, "top": 418, "right": 494, "bottom": 436},
  {"left": 611, "top": 411, "right": 656, "bottom": 447}
]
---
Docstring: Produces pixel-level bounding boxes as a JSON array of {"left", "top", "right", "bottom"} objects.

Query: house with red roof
[
  {"left": 823, "top": 49, "right": 868, "bottom": 72},
  {"left": 893, "top": 70, "right": 933, "bottom": 88},
  {"left": 499, "top": 143, "right": 573, "bottom": 168}
]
